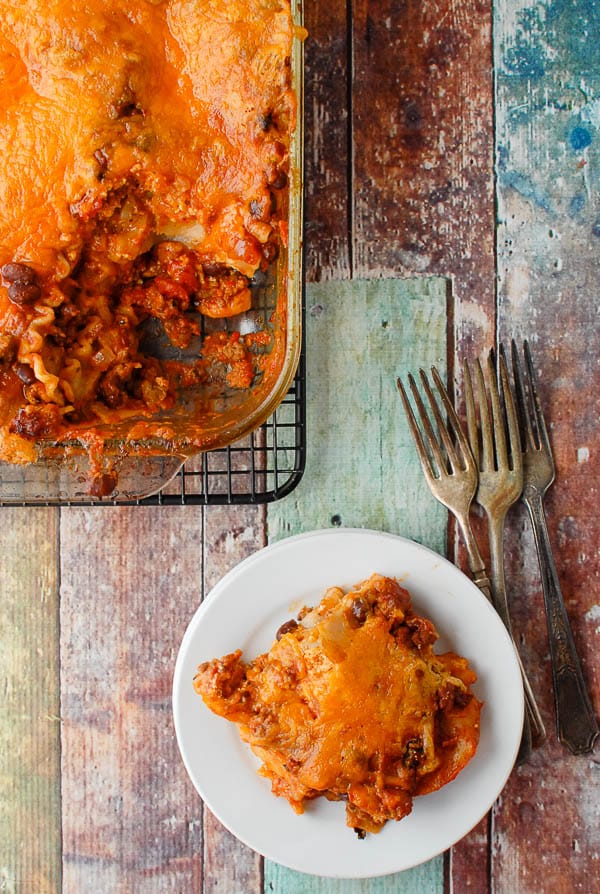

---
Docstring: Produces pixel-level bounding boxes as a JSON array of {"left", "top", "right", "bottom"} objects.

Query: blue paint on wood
[
  {"left": 498, "top": 169, "right": 553, "bottom": 213},
  {"left": 502, "top": 6, "right": 547, "bottom": 81},
  {"left": 546, "top": 0, "right": 600, "bottom": 74},
  {"left": 495, "top": 3, "right": 600, "bottom": 888},
  {"left": 568, "top": 192, "right": 587, "bottom": 217},
  {"left": 568, "top": 125, "right": 592, "bottom": 152},
  {"left": 496, "top": 0, "right": 600, "bottom": 237},
  {"left": 502, "top": 0, "right": 600, "bottom": 82}
]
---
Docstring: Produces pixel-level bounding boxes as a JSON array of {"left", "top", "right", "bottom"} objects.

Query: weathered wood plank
[
  {"left": 490, "top": 0, "right": 600, "bottom": 890},
  {"left": 4, "top": 2, "right": 597, "bottom": 893},
  {"left": 59, "top": 506, "right": 205, "bottom": 894},
  {"left": 447, "top": 815, "right": 490, "bottom": 894},
  {"left": 202, "top": 504, "right": 266, "bottom": 894},
  {"left": 268, "top": 278, "right": 448, "bottom": 542},
  {"left": 265, "top": 278, "right": 448, "bottom": 891},
  {"left": 351, "top": 0, "right": 496, "bottom": 355},
  {"left": 0, "top": 508, "right": 61, "bottom": 894},
  {"left": 303, "top": 0, "right": 351, "bottom": 281},
  {"left": 265, "top": 864, "right": 443, "bottom": 894}
]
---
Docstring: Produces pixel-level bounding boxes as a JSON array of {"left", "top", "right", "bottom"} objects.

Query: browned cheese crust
[{"left": 0, "top": 1, "right": 296, "bottom": 463}]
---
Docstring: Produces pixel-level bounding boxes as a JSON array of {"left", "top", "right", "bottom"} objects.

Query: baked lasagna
[
  {"left": 194, "top": 574, "right": 482, "bottom": 836},
  {"left": 0, "top": 0, "right": 297, "bottom": 483}
]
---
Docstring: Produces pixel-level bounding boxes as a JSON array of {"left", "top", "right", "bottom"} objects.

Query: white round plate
[{"left": 173, "top": 528, "right": 524, "bottom": 879}]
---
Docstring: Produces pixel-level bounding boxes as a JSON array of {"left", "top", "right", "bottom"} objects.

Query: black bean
[
  {"left": 202, "top": 261, "right": 229, "bottom": 277},
  {"left": 1, "top": 262, "right": 37, "bottom": 284},
  {"left": 268, "top": 167, "right": 288, "bottom": 190},
  {"left": 94, "top": 148, "right": 109, "bottom": 177},
  {"left": 276, "top": 619, "right": 299, "bottom": 640},
  {"left": 262, "top": 241, "right": 279, "bottom": 263},
  {"left": 14, "top": 362, "right": 36, "bottom": 385},
  {"left": 119, "top": 101, "right": 144, "bottom": 119},
  {"left": 89, "top": 471, "right": 118, "bottom": 498},
  {"left": 453, "top": 688, "right": 472, "bottom": 708},
  {"left": 346, "top": 596, "right": 370, "bottom": 628},
  {"left": 250, "top": 198, "right": 272, "bottom": 220},
  {"left": 110, "top": 85, "right": 144, "bottom": 120},
  {"left": 7, "top": 281, "right": 41, "bottom": 305}
]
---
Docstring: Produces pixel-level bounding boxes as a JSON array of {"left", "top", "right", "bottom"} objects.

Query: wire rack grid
[{"left": 137, "top": 347, "right": 306, "bottom": 505}]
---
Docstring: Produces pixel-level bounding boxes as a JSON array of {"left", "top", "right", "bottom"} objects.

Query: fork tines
[
  {"left": 397, "top": 368, "right": 491, "bottom": 593},
  {"left": 510, "top": 339, "right": 554, "bottom": 462},
  {"left": 397, "top": 369, "right": 473, "bottom": 483},
  {"left": 464, "top": 352, "right": 522, "bottom": 478}
]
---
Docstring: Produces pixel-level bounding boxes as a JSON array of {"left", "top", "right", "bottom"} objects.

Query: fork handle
[
  {"left": 455, "top": 514, "right": 491, "bottom": 591},
  {"left": 487, "top": 516, "right": 546, "bottom": 745},
  {"left": 456, "top": 514, "right": 536, "bottom": 759},
  {"left": 524, "top": 492, "right": 599, "bottom": 755}
]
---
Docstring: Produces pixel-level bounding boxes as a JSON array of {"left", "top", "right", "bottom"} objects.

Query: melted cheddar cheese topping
[
  {"left": 194, "top": 574, "right": 482, "bottom": 836},
  {"left": 0, "top": 1, "right": 295, "bottom": 472}
]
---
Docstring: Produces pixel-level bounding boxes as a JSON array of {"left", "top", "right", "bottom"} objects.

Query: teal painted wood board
[
  {"left": 268, "top": 278, "right": 449, "bottom": 545},
  {"left": 266, "top": 278, "right": 449, "bottom": 892}
]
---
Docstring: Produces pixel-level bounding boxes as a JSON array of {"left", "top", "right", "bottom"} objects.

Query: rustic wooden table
[{"left": 1, "top": 1, "right": 598, "bottom": 892}]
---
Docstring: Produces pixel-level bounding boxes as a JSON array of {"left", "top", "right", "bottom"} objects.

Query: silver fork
[
  {"left": 397, "top": 368, "right": 490, "bottom": 593},
  {"left": 398, "top": 367, "right": 533, "bottom": 761},
  {"left": 511, "top": 340, "right": 599, "bottom": 754},
  {"left": 464, "top": 352, "right": 545, "bottom": 747}
]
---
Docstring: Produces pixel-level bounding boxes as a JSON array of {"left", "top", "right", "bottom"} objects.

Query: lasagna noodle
[
  {"left": 194, "top": 575, "right": 483, "bottom": 836},
  {"left": 0, "top": 0, "right": 295, "bottom": 466}
]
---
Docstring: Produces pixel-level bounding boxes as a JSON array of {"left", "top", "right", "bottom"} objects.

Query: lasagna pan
[{"left": 0, "top": 0, "right": 304, "bottom": 501}]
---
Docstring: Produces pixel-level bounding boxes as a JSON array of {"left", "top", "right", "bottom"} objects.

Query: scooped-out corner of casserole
[{"left": 0, "top": 0, "right": 298, "bottom": 493}]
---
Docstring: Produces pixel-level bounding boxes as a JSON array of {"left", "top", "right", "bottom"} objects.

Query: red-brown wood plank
[
  {"left": 59, "top": 507, "right": 204, "bottom": 893},
  {"left": 350, "top": 0, "right": 496, "bottom": 343},
  {"left": 492, "top": 371, "right": 599, "bottom": 892},
  {"left": 303, "top": 0, "right": 352, "bottom": 281},
  {"left": 201, "top": 505, "right": 266, "bottom": 894}
]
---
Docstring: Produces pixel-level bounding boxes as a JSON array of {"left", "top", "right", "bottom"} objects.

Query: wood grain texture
[
  {"left": 201, "top": 505, "right": 266, "bottom": 894},
  {"left": 266, "top": 278, "right": 448, "bottom": 891},
  {"left": 348, "top": 20, "right": 498, "bottom": 884},
  {"left": 0, "top": 509, "right": 61, "bottom": 894},
  {"left": 265, "top": 864, "right": 443, "bottom": 894},
  {"left": 1, "top": 1, "right": 598, "bottom": 892},
  {"left": 447, "top": 816, "right": 490, "bottom": 894},
  {"left": 303, "top": 0, "right": 351, "bottom": 281},
  {"left": 489, "top": 0, "right": 600, "bottom": 890},
  {"left": 302, "top": 5, "right": 498, "bottom": 889},
  {"left": 59, "top": 507, "right": 204, "bottom": 894},
  {"left": 268, "top": 278, "right": 448, "bottom": 543},
  {"left": 350, "top": 0, "right": 496, "bottom": 354}
]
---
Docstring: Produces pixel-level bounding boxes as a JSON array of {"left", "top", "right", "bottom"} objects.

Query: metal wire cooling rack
[
  {"left": 0, "top": 348, "right": 305, "bottom": 507},
  {"left": 0, "top": 286, "right": 305, "bottom": 506},
  {"left": 138, "top": 347, "right": 306, "bottom": 505}
]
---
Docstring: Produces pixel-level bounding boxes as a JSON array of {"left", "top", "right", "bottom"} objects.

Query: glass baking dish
[{"left": 0, "top": 4, "right": 304, "bottom": 504}]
